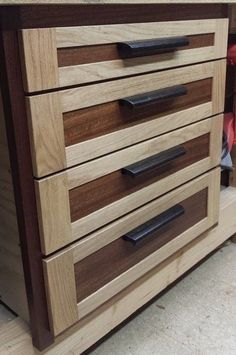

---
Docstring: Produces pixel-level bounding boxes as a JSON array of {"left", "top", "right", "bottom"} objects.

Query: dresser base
[
  {"left": 0, "top": 3, "right": 230, "bottom": 352},
  {"left": 0, "top": 187, "right": 235, "bottom": 355}
]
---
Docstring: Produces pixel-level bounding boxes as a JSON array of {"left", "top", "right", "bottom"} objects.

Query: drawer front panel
[
  {"left": 63, "top": 78, "right": 212, "bottom": 148},
  {"left": 57, "top": 33, "right": 214, "bottom": 67},
  {"left": 27, "top": 60, "right": 226, "bottom": 178},
  {"left": 75, "top": 189, "right": 208, "bottom": 302},
  {"left": 43, "top": 169, "right": 220, "bottom": 336},
  {"left": 19, "top": 19, "right": 228, "bottom": 92},
  {"left": 36, "top": 115, "right": 222, "bottom": 255},
  {"left": 69, "top": 134, "right": 209, "bottom": 222}
]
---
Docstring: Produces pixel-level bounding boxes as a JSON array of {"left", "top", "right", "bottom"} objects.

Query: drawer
[
  {"left": 19, "top": 19, "right": 228, "bottom": 92},
  {"left": 43, "top": 168, "right": 220, "bottom": 336},
  {"left": 26, "top": 60, "right": 226, "bottom": 178},
  {"left": 35, "top": 115, "right": 223, "bottom": 255}
]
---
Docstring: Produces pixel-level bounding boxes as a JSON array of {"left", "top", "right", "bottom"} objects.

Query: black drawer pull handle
[
  {"left": 119, "top": 85, "right": 187, "bottom": 110},
  {"left": 123, "top": 204, "right": 185, "bottom": 246},
  {"left": 122, "top": 146, "right": 186, "bottom": 177},
  {"left": 117, "top": 36, "right": 189, "bottom": 58}
]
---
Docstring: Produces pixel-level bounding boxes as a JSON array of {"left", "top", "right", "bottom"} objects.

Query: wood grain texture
[
  {"left": 65, "top": 184, "right": 233, "bottom": 355},
  {"left": 209, "top": 113, "right": 223, "bottom": 168},
  {"left": 70, "top": 170, "right": 215, "bottom": 264},
  {"left": 19, "top": 19, "right": 227, "bottom": 91},
  {"left": 68, "top": 116, "right": 221, "bottom": 240},
  {"left": 75, "top": 189, "right": 208, "bottom": 302},
  {"left": 75, "top": 165, "right": 218, "bottom": 318},
  {"left": 59, "top": 46, "right": 216, "bottom": 87},
  {"left": 229, "top": 4, "right": 236, "bottom": 34},
  {"left": 43, "top": 250, "right": 78, "bottom": 336},
  {"left": 19, "top": 28, "right": 59, "bottom": 92},
  {"left": 55, "top": 19, "right": 220, "bottom": 48},
  {"left": 0, "top": 3, "right": 228, "bottom": 353},
  {"left": 43, "top": 170, "right": 220, "bottom": 325},
  {"left": 60, "top": 61, "right": 217, "bottom": 113},
  {"left": 69, "top": 134, "right": 210, "bottom": 222},
  {"left": 0, "top": 1, "right": 232, "bottom": 4},
  {"left": 26, "top": 93, "right": 66, "bottom": 178},
  {"left": 208, "top": 166, "right": 221, "bottom": 225},
  {"left": 64, "top": 78, "right": 212, "bottom": 147},
  {"left": 56, "top": 19, "right": 228, "bottom": 87},
  {"left": 39, "top": 159, "right": 214, "bottom": 253},
  {"left": 35, "top": 173, "right": 72, "bottom": 255},
  {"left": 0, "top": 91, "right": 18, "bottom": 248},
  {"left": 214, "top": 15, "right": 229, "bottom": 58},
  {"left": 65, "top": 103, "right": 213, "bottom": 168},
  {"left": 57, "top": 33, "right": 214, "bottom": 67},
  {"left": 0, "top": 30, "right": 54, "bottom": 349},
  {"left": 212, "top": 59, "right": 227, "bottom": 115},
  {"left": 1, "top": 183, "right": 234, "bottom": 355},
  {"left": 0, "top": 5, "right": 227, "bottom": 30},
  {"left": 67, "top": 115, "right": 218, "bottom": 189},
  {"left": 64, "top": 59, "right": 225, "bottom": 168},
  {"left": 70, "top": 162, "right": 213, "bottom": 242},
  {"left": 26, "top": 61, "right": 225, "bottom": 176},
  {"left": 77, "top": 222, "right": 216, "bottom": 321},
  {"left": 0, "top": 88, "right": 29, "bottom": 321}
]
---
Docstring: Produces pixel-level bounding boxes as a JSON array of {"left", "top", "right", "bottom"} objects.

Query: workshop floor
[
  {"left": 88, "top": 241, "right": 236, "bottom": 355},
  {"left": 0, "top": 242, "right": 236, "bottom": 355}
]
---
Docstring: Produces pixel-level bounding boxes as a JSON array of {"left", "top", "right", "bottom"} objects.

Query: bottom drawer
[{"left": 43, "top": 168, "right": 220, "bottom": 336}]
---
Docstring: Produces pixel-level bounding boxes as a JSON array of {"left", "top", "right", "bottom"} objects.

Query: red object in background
[
  {"left": 224, "top": 113, "right": 235, "bottom": 151},
  {"left": 228, "top": 44, "right": 236, "bottom": 66},
  {"left": 227, "top": 45, "right": 236, "bottom": 144}
]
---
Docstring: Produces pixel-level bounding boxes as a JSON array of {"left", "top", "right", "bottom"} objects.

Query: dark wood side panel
[
  {"left": 0, "top": 5, "right": 227, "bottom": 29},
  {"left": 57, "top": 34, "right": 214, "bottom": 67},
  {"left": 69, "top": 134, "right": 210, "bottom": 222},
  {"left": 0, "top": 31, "right": 53, "bottom": 349},
  {"left": 75, "top": 188, "right": 208, "bottom": 302},
  {"left": 64, "top": 78, "right": 212, "bottom": 147}
]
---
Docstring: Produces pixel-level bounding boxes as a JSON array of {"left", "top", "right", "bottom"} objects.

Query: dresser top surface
[{"left": 0, "top": 0, "right": 233, "bottom": 4}]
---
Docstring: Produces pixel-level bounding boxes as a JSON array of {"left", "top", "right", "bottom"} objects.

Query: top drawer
[{"left": 19, "top": 19, "right": 228, "bottom": 93}]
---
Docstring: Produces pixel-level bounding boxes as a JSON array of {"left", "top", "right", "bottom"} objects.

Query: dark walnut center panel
[
  {"left": 69, "top": 134, "right": 210, "bottom": 222},
  {"left": 75, "top": 188, "right": 208, "bottom": 302},
  {"left": 57, "top": 34, "right": 214, "bottom": 67},
  {"left": 64, "top": 78, "right": 212, "bottom": 147}
]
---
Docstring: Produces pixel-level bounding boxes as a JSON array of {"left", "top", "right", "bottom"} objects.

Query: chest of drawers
[{"left": 0, "top": 3, "right": 233, "bottom": 353}]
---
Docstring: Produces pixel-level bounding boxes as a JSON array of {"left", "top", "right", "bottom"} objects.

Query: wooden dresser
[{"left": 0, "top": 3, "right": 235, "bottom": 354}]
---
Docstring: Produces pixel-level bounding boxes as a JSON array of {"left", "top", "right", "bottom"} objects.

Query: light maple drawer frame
[
  {"left": 19, "top": 19, "right": 228, "bottom": 92},
  {"left": 35, "top": 115, "right": 223, "bottom": 255},
  {"left": 43, "top": 169, "right": 220, "bottom": 336},
  {"left": 26, "top": 60, "right": 226, "bottom": 178}
]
